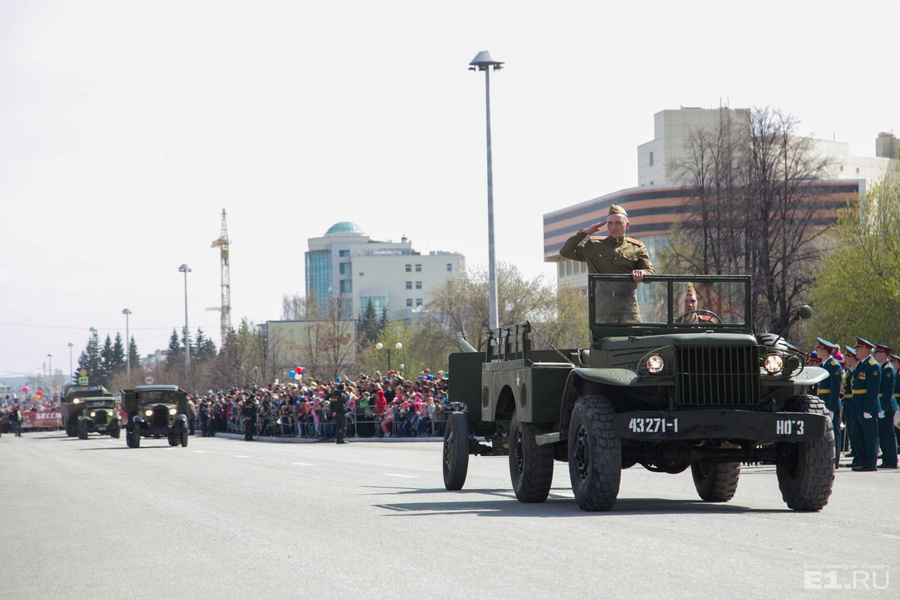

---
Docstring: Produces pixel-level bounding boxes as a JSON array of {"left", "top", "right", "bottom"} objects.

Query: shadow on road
[{"left": 369, "top": 486, "right": 790, "bottom": 517}]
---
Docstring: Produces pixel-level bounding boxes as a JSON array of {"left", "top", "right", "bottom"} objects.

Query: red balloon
[
  {"left": 296, "top": 366, "right": 303, "bottom": 374},
  {"left": 22, "top": 386, "right": 29, "bottom": 392}
]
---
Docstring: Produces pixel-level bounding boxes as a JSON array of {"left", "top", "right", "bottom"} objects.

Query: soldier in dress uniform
[
  {"left": 841, "top": 346, "right": 858, "bottom": 459},
  {"left": 242, "top": 394, "right": 258, "bottom": 441},
  {"left": 873, "top": 344, "right": 898, "bottom": 468},
  {"left": 559, "top": 204, "right": 654, "bottom": 323},
  {"left": 815, "top": 338, "right": 843, "bottom": 468},
  {"left": 849, "top": 337, "right": 881, "bottom": 471},
  {"left": 891, "top": 354, "right": 900, "bottom": 451}
]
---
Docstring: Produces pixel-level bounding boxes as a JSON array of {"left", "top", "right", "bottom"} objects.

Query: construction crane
[{"left": 211, "top": 209, "right": 232, "bottom": 344}]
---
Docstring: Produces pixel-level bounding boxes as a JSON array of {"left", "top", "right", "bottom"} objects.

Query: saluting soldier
[
  {"left": 873, "top": 344, "right": 898, "bottom": 468},
  {"left": 849, "top": 338, "right": 881, "bottom": 471},
  {"left": 559, "top": 204, "right": 654, "bottom": 323},
  {"left": 816, "top": 338, "right": 843, "bottom": 468}
]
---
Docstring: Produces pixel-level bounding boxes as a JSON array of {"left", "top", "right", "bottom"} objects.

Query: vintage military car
[
  {"left": 121, "top": 384, "right": 190, "bottom": 448},
  {"left": 442, "top": 274, "right": 834, "bottom": 512},
  {"left": 77, "top": 396, "right": 121, "bottom": 439},
  {"left": 61, "top": 384, "right": 115, "bottom": 437}
]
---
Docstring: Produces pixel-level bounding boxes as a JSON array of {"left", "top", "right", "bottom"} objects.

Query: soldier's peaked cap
[
  {"left": 855, "top": 337, "right": 875, "bottom": 349},
  {"left": 815, "top": 338, "right": 837, "bottom": 352},
  {"left": 608, "top": 204, "right": 628, "bottom": 218},
  {"left": 844, "top": 346, "right": 858, "bottom": 358},
  {"left": 891, "top": 354, "right": 900, "bottom": 362},
  {"left": 874, "top": 343, "right": 892, "bottom": 354}
]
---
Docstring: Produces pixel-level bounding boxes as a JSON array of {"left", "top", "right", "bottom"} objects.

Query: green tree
[
  {"left": 76, "top": 330, "right": 103, "bottom": 385},
  {"left": 165, "top": 329, "right": 183, "bottom": 370},
  {"left": 194, "top": 328, "right": 218, "bottom": 363},
  {"left": 810, "top": 163, "right": 900, "bottom": 345},
  {"left": 358, "top": 299, "right": 382, "bottom": 346}
]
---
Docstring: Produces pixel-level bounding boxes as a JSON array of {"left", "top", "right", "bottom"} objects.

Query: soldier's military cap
[
  {"left": 855, "top": 337, "right": 875, "bottom": 349},
  {"left": 815, "top": 338, "right": 838, "bottom": 353},
  {"left": 844, "top": 346, "right": 858, "bottom": 359},
  {"left": 874, "top": 344, "right": 892, "bottom": 354},
  {"left": 891, "top": 354, "right": 900, "bottom": 363},
  {"left": 608, "top": 204, "right": 628, "bottom": 218},
  {"left": 783, "top": 341, "right": 803, "bottom": 354}
]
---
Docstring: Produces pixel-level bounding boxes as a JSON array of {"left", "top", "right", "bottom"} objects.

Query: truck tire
[
  {"left": 130, "top": 426, "right": 141, "bottom": 449},
  {"left": 66, "top": 418, "right": 78, "bottom": 437},
  {"left": 691, "top": 461, "right": 740, "bottom": 502},
  {"left": 181, "top": 427, "right": 189, "bottom": 447},
  {"left": 109, "top": 425, "right": 120, "bottom": 439},
  {"left": 443, "top": 412, "right": 469, "bottom": 491},
  {"left": 78, "top": 421, "right": 88, "bottom": 440},
  {"left": 777, "top": 395, "right": 834, "bottom": 511},
  {"left": 168, "top": 435, "right": 179, "bottom": 446},
  {"left": 509, "top": 413, "right": 554, "bottom": 503},
  {"left": 568, "top": 395, "right": 621, "bottom": 511}
]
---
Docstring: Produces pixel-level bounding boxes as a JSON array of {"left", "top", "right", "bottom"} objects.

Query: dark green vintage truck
[{"left": 442, "top": 274, "right": 834, "bottom": 512}]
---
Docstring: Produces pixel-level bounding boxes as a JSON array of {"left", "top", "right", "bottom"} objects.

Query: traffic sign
[
  {"left": 78, "top": 376, "right": 89, "bottom": 385},
  {"left": 144, "top": 376, "right": 154, "bottom": 385}
]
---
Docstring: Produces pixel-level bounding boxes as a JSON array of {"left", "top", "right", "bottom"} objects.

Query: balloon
[
  {"left": 288, "top": 371, "right": 295, "bottom": 378},
  {"left": 22, "top": 386, "right": 29, "bottom": 393},
  {"left": 295, "top": 366, "right": 302, "bottom": 374}
]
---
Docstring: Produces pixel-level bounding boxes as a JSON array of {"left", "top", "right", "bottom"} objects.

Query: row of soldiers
[{"left": 804, "top": 337, "right": 900, "bottom": 471}]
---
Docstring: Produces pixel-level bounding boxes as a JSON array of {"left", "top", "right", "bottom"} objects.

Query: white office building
[{"left": 305, "top": 222, "right": 465, "bottom": 321}]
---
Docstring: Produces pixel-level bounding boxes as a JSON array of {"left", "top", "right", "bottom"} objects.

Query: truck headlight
[
  {"left": 646, "top": 354, "right": 665, "bottom": 374},
  {"left": 145, "top": 409, "right": 153, "bottom": 417},
  {"left": 764, "top": 354, "right": 784, "bottom": 375},
  {"left": 73, "top": 398, "right": 81, "bottom": 404},
  {"left": 90, "top": 411, "right": 96, "bottom": 418},
  {"left": 169, "top": 408, "right": 177, "bottom": 416}
]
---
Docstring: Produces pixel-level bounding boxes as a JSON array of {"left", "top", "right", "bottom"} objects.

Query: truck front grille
[
  {"left": 676, "top": 346, "right": 758, "bottom": 407},
  {"left": 152, "top": 406, "right": 169, "bottom": 427},
  {"left": 95, "top": 411, "right": 108, "bottom": 425}
]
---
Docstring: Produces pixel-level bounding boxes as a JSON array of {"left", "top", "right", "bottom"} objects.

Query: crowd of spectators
[{"left": 191, "top": 369, "right": 458, "bottom": 440}]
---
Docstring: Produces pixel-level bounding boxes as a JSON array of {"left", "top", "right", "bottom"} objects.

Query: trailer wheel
[
  {"left": 691, "top": 461, "right": 740, "bottom": 502},
  {"left": 443, "top": 412, "right": 469, "bottom": 491},
  {"left": 568, "top": 395, "right": 621, "bottom": 511},
  {"left": 509, "top": 413, "right": 553, "bottom": 503},
  {"left": 777, "top": 395, "right": 835, "bottom": 511}
]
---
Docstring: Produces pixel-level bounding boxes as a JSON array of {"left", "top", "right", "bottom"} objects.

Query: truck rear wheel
[
  {"left": 777, "top": 395, "right": 834, "bottom": 511},
  {"left": 443, "top": 412, "right": 469, "bottom": 491},
  {"left": 130, "top": 426, "right": 141, "bottom": 449},
  {"left": 509, "top": 413, "right": 554, "bottom": 503},
  {"left": 568, "top": 395, "right": 621, "bottom": 511},
  {"left": 691, "top": 461, "right": 740, "bottom": 502},
  {"left": 78, "top": 421, "right": 88, "bottom": 440}
]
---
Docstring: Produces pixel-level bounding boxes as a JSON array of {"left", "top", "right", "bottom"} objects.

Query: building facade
[
  {"left": 305, "top": 222, "right": 465, "bottom": 320},
  {"left": 547, "top": 107, "right": 898, "bottom": 291}
]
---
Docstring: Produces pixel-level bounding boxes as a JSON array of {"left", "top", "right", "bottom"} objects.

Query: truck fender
[{"left": 557, "top": 368, "right": 637, "bottom": 442}]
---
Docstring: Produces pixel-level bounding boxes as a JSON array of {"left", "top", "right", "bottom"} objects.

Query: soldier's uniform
[
  {"left": 841, "top": 346, "right": 857, "bottom": 457},
  {"left": 816, "top": 338, "right": 843, "bottom": 468},
  {"left": 242, "top": 397, "right": 258, "bottom": 441},
  {"left": 559, "top": 204, "right": 654, "bottom": 323},
  {"left": 874, "top": 345, "right": 898, "bottom": 468},
  {"left": 892, "top": 354, "right": 900, "bottom": 452},
  {"left": 849, "top": 337, "right": 881, "bottom": 471}
]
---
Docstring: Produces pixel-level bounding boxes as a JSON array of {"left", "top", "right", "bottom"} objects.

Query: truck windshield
[
  {"left": 138, "top": 392, "right": 176, "bottom": 405},
  {"left": 592, "top": 277, "right": 748, "bottom": 326}
]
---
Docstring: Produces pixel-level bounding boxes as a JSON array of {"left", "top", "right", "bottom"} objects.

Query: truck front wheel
[
  {"left": 568, "top": 395, "right": 621, "bottom": 511},
  {"left": 777, "top": 395, "right": 835, "bottom": 511},
  {"left": 442, "top": 412, "right": 469, "bottom": 491},
  {"left": 509, "top": 413, "right": 554, "bottom": 503},
  {"left": 691, "top": 461, "right": 740, "bottom": 502}
]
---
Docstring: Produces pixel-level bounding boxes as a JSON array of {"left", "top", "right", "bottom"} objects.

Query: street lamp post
[
  {"left": 47, "top": 353, "right": 53, "bottom": 391},
  {"left": 178, "top": 264, "right": 191, "bottom": 376},
  {"left": 375, "top": 342, "right": 403, "bottom": 372},
  {"left": 122, "top": 308, "right": 132, "bottom": 380},
  {"left": 67, "top": 342, "right": 74, "bottom": 380},
  {"left": 469, "top": 50, "right": 504, "bottom": 331}
]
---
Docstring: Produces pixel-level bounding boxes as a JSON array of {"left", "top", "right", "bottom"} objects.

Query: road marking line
[
  {"left": 292, "top": 462, "right": 314, "bottom": 466},
  {"left": 384, "top": 473, "right": 417, "bottom": 478},
  {"left": 234, "top": 455, "right": 250, "bottom": 459}
]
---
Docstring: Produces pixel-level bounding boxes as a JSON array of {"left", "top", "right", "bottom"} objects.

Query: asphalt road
[{"left": 1, "top": 431, "right": 896, "bottom": 600}]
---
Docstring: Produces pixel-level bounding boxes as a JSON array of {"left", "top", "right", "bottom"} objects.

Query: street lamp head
[
  {"left": 375, "top": 343, "right": 383, "bottom": 350},
  {"left": 123, "top": 308, "right": 132, "bottom": 316},
  {"left": 178, "top": 264, "right": 191, "bottom": 273},
  {"left": 395, "top": 342, "right": 403, "bottom": 350},
  {"left": 469, "top": 50, "right": 504, "bottom": 71}
]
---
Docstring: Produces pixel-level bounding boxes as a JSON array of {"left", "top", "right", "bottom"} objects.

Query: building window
[
  {"left": 405, "top": 264, "right": 411, "bottom": 272},
  {"left": 415, "top": 281, "right": 422, "bottom": 289},
  {"left": 649, "top": 151, "right": 654, "bottom": 167},
  {"left": 339, "top": 250, "right": 350, "bottom": 257},
  {"left": 415, "top": 298, "right": 423, "bottom": 307},
  {"left": 446, "top": 263, "right": 452, "bottom": 272},
  {"left": 405, "top": 281, "right": 412, "bottom": 290},
  {"left": 360, "top": 296, "right": 389, "bottom": 317},
  {"left": 406, "top": 298, "right": 413, "bottom": 307},
  {"left": 339, "top": 262, "right": 351, "bottom": 275},
  {"left": 415, "top": 264, "right": 422, "bottom": 272},
  {"left": 340, "top": 280, "right": 352, "bottom": 293}
]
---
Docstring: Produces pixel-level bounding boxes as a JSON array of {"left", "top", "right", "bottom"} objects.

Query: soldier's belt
[
  {"left": 852, "top": 390, "right": 867, "bottom": 395},
  {"left": 817, "top": 388, "right": 830, "bottom": 393},
  {"left": 596, "top": 289, "right": 636, "bottom": 298}
]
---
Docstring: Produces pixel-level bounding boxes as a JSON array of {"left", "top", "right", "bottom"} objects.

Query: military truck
[
  {"left": 121, "top": 384, "right": 191, "bottom": 448},
  {"left": 61, "top": 384, "right": 115, "bottom": 437},
  {"left": 442, "top": 274, "right": 834, "bottom": 512},
  {"left": 77, "top": 396, "right": 121, "bottom": 439}
]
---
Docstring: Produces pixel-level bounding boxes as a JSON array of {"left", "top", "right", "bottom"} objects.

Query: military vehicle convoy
[
  {"left": 442, "top": 274, "right": 834, "bottom": 512},
  {"left": 121, "top": 384, "right": 191, "bottom": 448},
  {"left": 77, "top": 396, "right": 121, "bottom": 439},
  {"left": 61, "top": 384, "right": 116, "bottom": 437}
]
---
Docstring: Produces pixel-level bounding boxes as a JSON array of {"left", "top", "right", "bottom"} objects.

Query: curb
[{"left": 208, "top": 432, "right": 442, "bottom": 444}]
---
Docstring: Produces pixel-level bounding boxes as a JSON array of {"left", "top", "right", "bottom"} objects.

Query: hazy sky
[{"left": 2, "top": 0, "right": 897, "bottom": 379}]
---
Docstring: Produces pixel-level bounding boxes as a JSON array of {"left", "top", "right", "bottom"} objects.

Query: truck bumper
[{"left": 615, "top": 409, "right": 828, "bottom": 442}]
